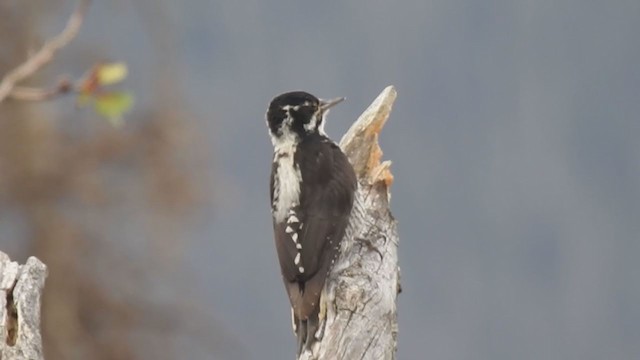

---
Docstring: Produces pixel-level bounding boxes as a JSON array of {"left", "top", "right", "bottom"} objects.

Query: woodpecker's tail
[
  {"left": 295, "top": 317, "right": 307, "bottom": 356},
  {"left": 295, "top": 313, "right": 321, "bottom": 357}
]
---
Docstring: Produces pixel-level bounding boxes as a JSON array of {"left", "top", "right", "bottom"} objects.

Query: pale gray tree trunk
[
  {"left": 0, "top": 252, "right": 47, "bottom": 360},
  {"left": 300, "top": 86, "right": 401, "bottom": 360}
]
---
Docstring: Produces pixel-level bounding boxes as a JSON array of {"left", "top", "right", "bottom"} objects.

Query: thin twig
[
  {"left": 8, "top": 79, "right": 76, "bottom": 101},
  {"left": 0, "top": 0, "right": 90, "bottom": 103}
]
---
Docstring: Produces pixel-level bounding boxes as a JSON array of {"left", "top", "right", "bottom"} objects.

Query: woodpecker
[{"left": 266, "top": 91, "right": 357, "bottom": 355}]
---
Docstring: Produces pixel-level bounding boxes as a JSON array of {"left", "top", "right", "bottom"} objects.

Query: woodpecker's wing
[
  {"left": 295, "top": 139, "right": 356, "bottom": 281},
  {"left": 272, "top": 137, "right": 356, "bottom": 319}
]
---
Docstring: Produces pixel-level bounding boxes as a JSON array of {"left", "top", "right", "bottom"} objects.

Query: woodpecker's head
[{"left": 266, "top": 91, "right": 344, "bottom": 146}]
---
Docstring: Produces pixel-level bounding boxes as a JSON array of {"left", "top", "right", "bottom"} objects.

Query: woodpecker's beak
[{"left": 320, "top": 97, "right": 345, "bottom": 111}]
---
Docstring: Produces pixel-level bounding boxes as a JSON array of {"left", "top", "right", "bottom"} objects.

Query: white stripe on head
[{"left": 303, "top": 110, "right": 328, "bottom": 136}]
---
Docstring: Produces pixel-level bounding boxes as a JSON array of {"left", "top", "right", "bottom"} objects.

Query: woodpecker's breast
[{"left": 272, "top": 143, "right": 302, "bottom": 223}]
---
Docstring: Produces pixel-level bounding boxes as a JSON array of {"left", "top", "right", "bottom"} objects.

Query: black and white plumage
[{"left": 266, "top": 91, "right": 357, "bottom": 355}]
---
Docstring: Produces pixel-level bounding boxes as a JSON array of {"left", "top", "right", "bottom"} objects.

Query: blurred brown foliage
[{"left": 0, "top": 2, "right": 215, "bottom": 359}]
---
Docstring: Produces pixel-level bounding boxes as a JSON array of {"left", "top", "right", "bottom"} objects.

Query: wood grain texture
[{"left": 0, "top": 252, "right": 48, "bottom": 360}]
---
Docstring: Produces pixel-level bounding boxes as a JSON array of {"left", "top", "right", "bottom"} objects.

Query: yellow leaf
[
  {"left": 96, "top": 62, "right": 128, "bottom": 86},
  {"left": 94, "top": 92, "right": 134, "bottom": 126}
]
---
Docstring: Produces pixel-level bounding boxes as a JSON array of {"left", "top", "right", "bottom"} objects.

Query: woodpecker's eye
[{"left": 299, "top": 106, "right": 316, "bottom": 124}]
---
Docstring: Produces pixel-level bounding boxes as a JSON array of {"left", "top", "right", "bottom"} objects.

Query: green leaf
[{"left": 94, "top": 91, "right": 134, "bottom": 127}]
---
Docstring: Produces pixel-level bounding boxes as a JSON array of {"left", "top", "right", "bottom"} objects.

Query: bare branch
[
  {"left": 8, "top": 78, "right": 76, "bottom": 101},
  {"left": 0, "top": 0, "right": 90, "bottom": 103}
]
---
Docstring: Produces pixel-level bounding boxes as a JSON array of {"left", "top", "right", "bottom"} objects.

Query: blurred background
[{"left": 1, "top": 0, "right": 638, "bottom": 359}]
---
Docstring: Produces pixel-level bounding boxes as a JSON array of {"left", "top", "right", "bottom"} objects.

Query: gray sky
[{"left": 43, "top": 0, "right": 640, "bottom": 358}]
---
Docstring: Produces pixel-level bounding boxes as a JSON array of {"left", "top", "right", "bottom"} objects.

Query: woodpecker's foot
[
  {"left": 314, "top": 293, "right": 328, "bottom": 340},
  {"left": 314, "top": 314, "right": 326, "bottom": 340}
]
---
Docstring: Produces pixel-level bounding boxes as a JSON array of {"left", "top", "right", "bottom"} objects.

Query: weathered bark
[
  {"left": 301, "top": 86, "right": 400, "bottom": 360},
  {"left": 0, "top": 252, "right": 47, "bottom": 360}
]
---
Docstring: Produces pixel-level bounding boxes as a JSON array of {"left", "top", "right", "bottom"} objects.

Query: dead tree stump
[
  {"left": 0, "top": 252, "right": 47, "bottom": 360},
  {"left": 301, "top": 86, "right": 400, "bottom": 360}
]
